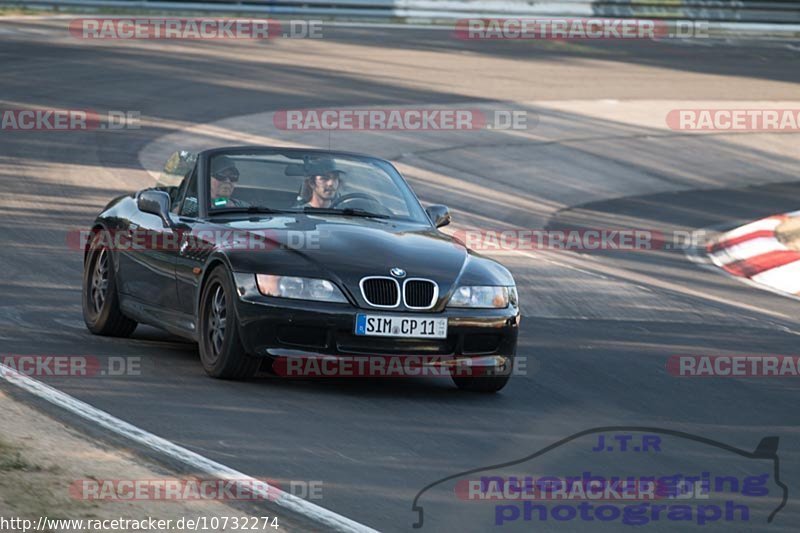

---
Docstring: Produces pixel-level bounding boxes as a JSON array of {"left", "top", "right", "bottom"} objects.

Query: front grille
[
  {"left": 404, "top": 279, "right": 437, "bottom": 309},
  {"left": 360, "top": 277, "right": 400, "bottom": 307}
]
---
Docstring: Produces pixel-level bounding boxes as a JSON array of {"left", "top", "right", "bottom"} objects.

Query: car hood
[{"left": 214, "top": 216, "right": 513, "bottom": 307}]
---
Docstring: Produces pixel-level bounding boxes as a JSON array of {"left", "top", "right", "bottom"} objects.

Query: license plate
[{"left": 355, "top": 314, "right": 447, "bottom": 339}]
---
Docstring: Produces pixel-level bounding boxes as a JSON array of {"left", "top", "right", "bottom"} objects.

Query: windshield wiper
[
  {"left": 301, "top": 207, "right": 390, "bottom": 219},
  {"left": 210, "top": 206, "right": 291, "bottom": 215}
]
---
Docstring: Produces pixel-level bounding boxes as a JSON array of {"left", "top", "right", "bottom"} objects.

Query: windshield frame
[{"left": 198, "top": 147, "right": 430, "bottom": 225}]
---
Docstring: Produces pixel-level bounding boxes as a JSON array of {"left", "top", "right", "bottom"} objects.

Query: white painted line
[
  {"left": 751, "top": 259, "right": 800, "bottom": 294},
  {"left": 0, "top": 364, "right": 378, "bottom": 533}
]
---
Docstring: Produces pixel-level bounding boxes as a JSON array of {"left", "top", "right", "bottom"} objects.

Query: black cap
[
  {"left": 211, "top": 155, "right": 239, "bottom": 179},
  {"left": 306, "top": 158, "right": 346, "bottom": 177}
]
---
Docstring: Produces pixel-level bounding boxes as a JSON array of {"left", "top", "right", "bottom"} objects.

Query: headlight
[
  {"left": 447, "top": 286, "right": 515, "bottom": 309},
  {"left": 255, "top": 274, "right": 347, "bottom": 303}
]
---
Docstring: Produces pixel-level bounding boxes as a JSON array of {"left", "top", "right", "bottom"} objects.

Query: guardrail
[{"left": 5, "top": 0, "right": 800, "bottom": 26}]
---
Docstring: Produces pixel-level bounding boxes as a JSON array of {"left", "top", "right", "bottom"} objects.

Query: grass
[
  {"left": 0, "top": 453, "right": 33, "bottom": 471},
  {"left": 0, "top": 5, "right": 43, "bottom": 15},
  {"left": 0, "top": 439, "right": 39, "bottom": 472}
]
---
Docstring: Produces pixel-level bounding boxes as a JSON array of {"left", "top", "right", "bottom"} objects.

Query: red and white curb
[{"left": 707, "top": 211, "right": 800, "bottom": 296}]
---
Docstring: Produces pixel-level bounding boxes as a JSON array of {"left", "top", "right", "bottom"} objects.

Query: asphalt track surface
[{"left": 2, "top": 17, "right": 800, "bottom": 532}]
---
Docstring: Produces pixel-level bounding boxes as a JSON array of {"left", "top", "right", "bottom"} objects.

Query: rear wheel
[
  {"left": 82, "top": 232, "right": 137, "bottom": 337},
  {"left": 198, "top": 267, "right": 259, "bottom": 380}
]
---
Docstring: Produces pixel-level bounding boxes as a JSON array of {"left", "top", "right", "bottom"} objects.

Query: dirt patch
[
  {"left": 0, "top": 388, "right": 291, "bottom": 532},
  {"left": 776, "top": 217, "right": 800, "bottom": 251}
]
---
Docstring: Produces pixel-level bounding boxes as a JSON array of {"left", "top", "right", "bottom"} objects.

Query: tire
[
  {"left": 198, "top": 266, "right": 259, "bottom": 380},
  {"left": 451, "top": 358, "right": 513, "bottom": 393},
  {"left": 82, "top": 232, "right": 137, "bottom": 337}
]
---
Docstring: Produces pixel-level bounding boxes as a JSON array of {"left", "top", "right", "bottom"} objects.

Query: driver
[
  {"left": 210, "top": 155, "right": 248, "bottom": 208},
  {"left": 297, "top": 159, "right": 345, "bottom": 208}
]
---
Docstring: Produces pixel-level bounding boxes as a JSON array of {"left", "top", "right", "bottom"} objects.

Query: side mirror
[
  {"left": 160, "top": 185, "right": 179, "bottom": 203},
  {"left": 137, "top": 190, "right": 174, "bottom": 229},
  {"left": 426, "top": 204, "right": 451, "bottom": 228}
]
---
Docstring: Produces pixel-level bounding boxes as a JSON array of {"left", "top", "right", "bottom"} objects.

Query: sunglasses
[
  {"left": 213, "top": 169, "right": 239, "bottom": 183},
  {"left": 313, "top": 173, "right": 341, "bottom": 182}
]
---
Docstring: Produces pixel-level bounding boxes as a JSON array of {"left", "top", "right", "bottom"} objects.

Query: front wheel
[{"left": 198, "top": 267, "right": 259, "bottom": 380}]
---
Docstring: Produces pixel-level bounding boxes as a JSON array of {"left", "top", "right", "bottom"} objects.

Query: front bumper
[{"left": 232, "top": 273, "right": 519, "bottom": 362}]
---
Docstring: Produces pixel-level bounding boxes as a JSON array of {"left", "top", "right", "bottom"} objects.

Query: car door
[
  {"left": 172, "top": 167, "right": 211, "bottom": 318},
  {"left": 120, "top": 202, "right": 181, "bottom": 309},
  {"left": 117, "top": 155, "right": 196, "bottom": 310}
]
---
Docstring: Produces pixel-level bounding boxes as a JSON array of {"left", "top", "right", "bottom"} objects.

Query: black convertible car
[{"left": 82, "top": 147, "right": 519, "bottom": 392}]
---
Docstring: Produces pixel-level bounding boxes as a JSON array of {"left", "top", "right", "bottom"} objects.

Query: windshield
[{"left": 206, "top": 151, "right": 429, "bottom": 223}]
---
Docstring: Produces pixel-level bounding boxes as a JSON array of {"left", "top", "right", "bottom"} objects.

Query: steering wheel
[
  {"left": 331, "top": 192, "right": 381, "bottom": 208},
  {"left": 330, "top": 192, "right": 392, "bottom": 216}
]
